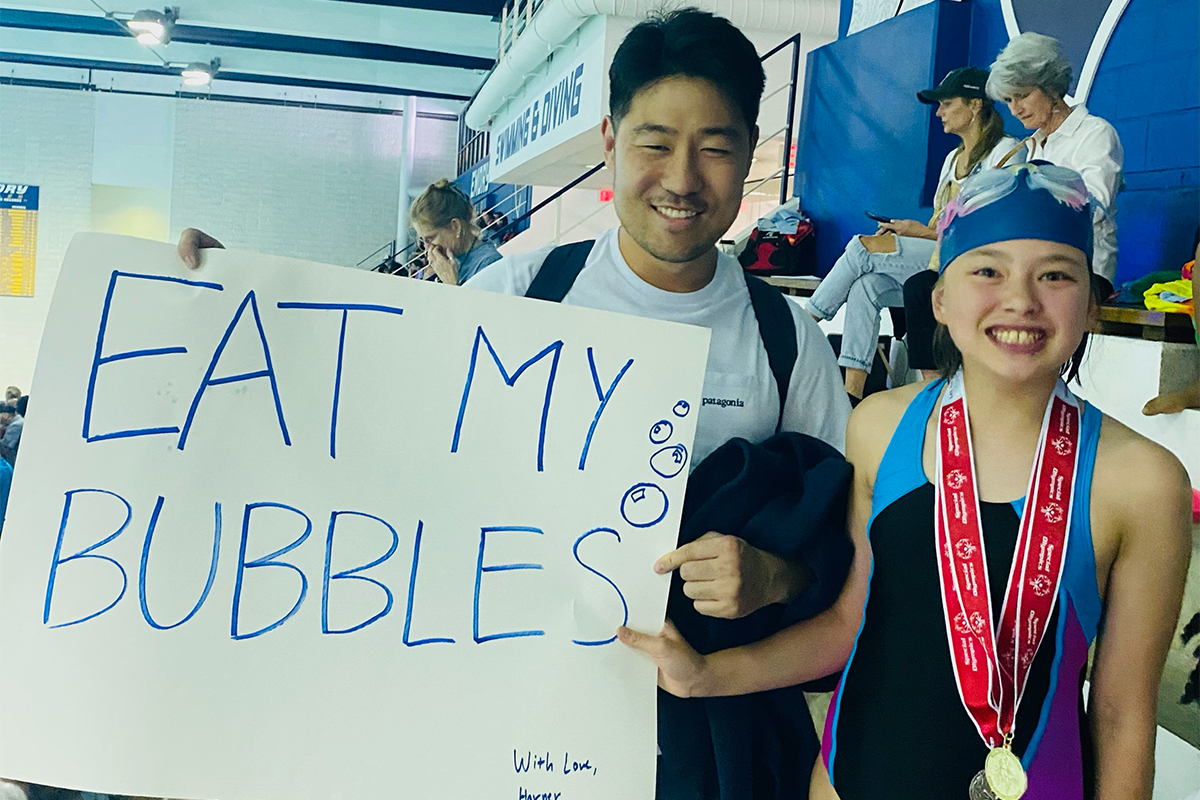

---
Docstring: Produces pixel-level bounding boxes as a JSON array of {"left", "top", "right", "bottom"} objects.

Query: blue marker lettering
[
  {"left": 83, "top": 271, "right": 223, "bottom": 442},
  {"left": 276, "top": 302, "right": 404, "bottom": 458},
  {"left": 321, "top": 510, "right": 399, "bottom": 635},
  {"left": 571, "top": 527, "right": 628, "bottom": 646},
  {"left": 230, "top": 502, "right": 312, "bottom": 640},
  {"left": 139, "top": 496, "right": 222, "bottom": 630},
  {"left": 578, "top": 347, "right": 633, "bottom": 471},
  {"left": 178, "top": 290, "right": 290, "bottom": 451},
  {"left": 44, "top": 488, "right": 133, "bottom": 628},
  {"left": 451, "top": 327, "right": 563, "bottom": 472},
  {"left": 404, "top": 520, "right": 455, "bottom": 646},
  {"left": 473, "top": 526, "right": 545, "bottom": 643}
]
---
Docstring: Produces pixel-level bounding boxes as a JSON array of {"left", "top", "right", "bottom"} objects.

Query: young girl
[{"left": 620, "top": 163, "right": 1192, "bottom": 799}]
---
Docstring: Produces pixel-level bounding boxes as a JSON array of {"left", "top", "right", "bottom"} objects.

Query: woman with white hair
[{"left": 988, "top": 32, "right": 1124, "bottom": 287}]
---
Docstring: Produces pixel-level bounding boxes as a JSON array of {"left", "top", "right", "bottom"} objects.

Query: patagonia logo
[{"left": 702, "top": 397, "right": 745, "bottom": 408}]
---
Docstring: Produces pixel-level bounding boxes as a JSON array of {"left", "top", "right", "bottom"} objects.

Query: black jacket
[{"left": 657, "top": 432, "right": 854, "bottom": 800}]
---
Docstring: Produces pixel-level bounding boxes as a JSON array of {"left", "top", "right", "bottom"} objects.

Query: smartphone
[{"left": 865, "top": 211, "right": 893, "bottom": 224}]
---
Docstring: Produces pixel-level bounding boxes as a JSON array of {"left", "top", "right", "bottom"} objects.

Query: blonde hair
[{"left": 410, "top": 178, "right": 479, "bottom": 236}]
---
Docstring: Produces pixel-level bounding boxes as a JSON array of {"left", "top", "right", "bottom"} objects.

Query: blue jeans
[{"left": 806, "top": 235, "right": 937, "bottom": 371}]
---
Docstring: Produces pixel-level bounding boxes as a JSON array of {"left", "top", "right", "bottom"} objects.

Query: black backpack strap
[
  {"left": 745, "top": 274, "right": 798, "bottom": 434},
  {"left": 523, "top": 240, "right": 596, "bottom": 301}
]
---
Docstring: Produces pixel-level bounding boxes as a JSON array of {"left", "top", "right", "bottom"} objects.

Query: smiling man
[
  {"left": 178, "top": 9, "right": 851, "bottom": 797},
  {"left": 468, "top": 9, "right": 848, "bottom": 466},
  {"left": 467, "top": 10, "right": 850, "bottom": 799}
]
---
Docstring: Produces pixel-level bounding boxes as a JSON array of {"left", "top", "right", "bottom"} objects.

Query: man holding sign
[{"left": 174, "top": 9, "right": 851, "bottom": 800}]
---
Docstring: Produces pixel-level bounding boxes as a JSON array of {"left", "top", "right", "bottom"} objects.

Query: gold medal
[{"left": 984, "top": 746, "right": 1027, "bottom": 800}]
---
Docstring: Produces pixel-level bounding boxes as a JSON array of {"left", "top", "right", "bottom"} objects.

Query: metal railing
[{"left": 498, "top": 0, "right": 547, "bottom": 60}]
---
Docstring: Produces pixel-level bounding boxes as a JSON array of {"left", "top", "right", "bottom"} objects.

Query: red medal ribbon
[{"left": 934, "top": 374, "right": 1081, "bottom": 748}]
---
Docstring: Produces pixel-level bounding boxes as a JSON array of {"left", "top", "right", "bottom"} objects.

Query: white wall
[
  {"left": 0, "top": 85, "right": 96, "bottom": 396},
  {"left": 0, "top": 87, "right": 458, "bottom": 390}
]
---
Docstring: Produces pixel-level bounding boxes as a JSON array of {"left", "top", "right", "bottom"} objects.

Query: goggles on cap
[{"left": 937, "top": 162, "right": 1094, "bottom": 274}]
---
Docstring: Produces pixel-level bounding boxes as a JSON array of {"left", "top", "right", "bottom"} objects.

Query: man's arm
[
  {"left": 1089, "top": 430, "right": 1191, "bottom": 800},
  {"left": 621, "top": 395, "right": 886, "bottom": 695}
]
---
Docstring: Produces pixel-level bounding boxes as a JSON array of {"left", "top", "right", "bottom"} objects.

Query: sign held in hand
[{"left": 0, "top": 233, "right": 710, "bottom": 800}]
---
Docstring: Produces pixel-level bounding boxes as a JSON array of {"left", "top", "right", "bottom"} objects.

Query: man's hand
[
  {"left": 654, "top": 532, "right": 808, "bottom": 619},
  {"left": 425, "top": 245, "right": 459, "bottom": 285},
  {"left": 617, "top": 620, "right": 707, "bottom": 697},
  {"left": 177, "top": 228, "right": 225, "bottom": 269}
]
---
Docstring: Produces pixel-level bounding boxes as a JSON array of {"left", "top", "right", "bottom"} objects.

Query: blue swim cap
[{"left": 937, "top": 162, "right": 1093, "bottom": 274}]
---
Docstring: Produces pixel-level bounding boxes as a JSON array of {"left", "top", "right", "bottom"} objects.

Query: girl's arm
[
  {"left": 619, "top": 393, "right": 897, "bottom": 697},
  {"left": 1089, "top": 432, "right": 1191, "bottom": 800}
]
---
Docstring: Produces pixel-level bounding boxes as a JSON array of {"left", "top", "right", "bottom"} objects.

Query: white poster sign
[{"left": 0, "top": 234, "right": 710, "bottom": 800}]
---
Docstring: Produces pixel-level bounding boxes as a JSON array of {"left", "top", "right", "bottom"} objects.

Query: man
[{"left": 181, "top": 9, "right": 849, "bottom": 797}]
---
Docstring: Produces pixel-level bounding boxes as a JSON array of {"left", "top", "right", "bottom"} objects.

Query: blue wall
[
  {"left": 795, "top": 1, "right": 972, "bottom": 275},
  {"left": 814, "top": 0, "right": 1199, "bottom": 284}
]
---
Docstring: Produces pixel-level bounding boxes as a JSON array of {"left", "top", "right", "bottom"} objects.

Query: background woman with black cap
[{"left": 806, "top": 66, "right": 1024, "bottom": 402}]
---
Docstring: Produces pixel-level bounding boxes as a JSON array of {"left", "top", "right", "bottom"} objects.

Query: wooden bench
[
  {"left": 761, "top": 275, "right": 821, "bottom": 297},
  {"left": 1093, "top": 305, "right": 1196, "bottom": 343},
  {"left": 765, "top": 276, "right": 1197, "bottom": 345}
]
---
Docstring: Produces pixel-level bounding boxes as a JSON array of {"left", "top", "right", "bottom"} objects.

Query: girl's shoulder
[
  {"left": 846, "top": 381, "right": 937, "bottom": 480},
  {"left": 1091, "top": 411, "right": 1191, "bottom": 545}
]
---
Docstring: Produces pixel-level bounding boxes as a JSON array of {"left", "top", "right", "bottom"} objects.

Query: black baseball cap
[{"left": 917, "top": 67, "right": 989, "bottom": 104}]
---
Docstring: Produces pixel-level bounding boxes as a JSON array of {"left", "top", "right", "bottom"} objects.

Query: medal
[{"left": 935, "top": 372, "right": 1082, "bottom": 800}]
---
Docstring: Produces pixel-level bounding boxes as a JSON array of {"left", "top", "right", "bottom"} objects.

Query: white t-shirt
[
  {"left": 466, "top": 228, "right": 850, "bottom": 464},
  {"left": 1029, "top": 105, "right": 1124, "bottom": 282}
]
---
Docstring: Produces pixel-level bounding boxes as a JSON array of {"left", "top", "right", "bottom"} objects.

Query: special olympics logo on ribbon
[
  {"left": 954, "top": 612, "right": 972, "bottom": 635},
  {"left": 1051, "top": 435, "right": 1074, "bottom": 456},
  {"left": 1030, "top": 574, "right": 1053, "bottom": 597},
  {"left": 947, "top": 469, "right": 967, "bottom": 490},
  {"left": 943, "top": 406, "right": 960, "bottom": 425},
  {"left": 955, "top": 538, "right": 977, "bottom": 560},
  {"left": 1040, "top": 502, "right": 1064, "bottom": 524},
  {"left": 970, "top": 612, "right": 987, "bottom": 634}
]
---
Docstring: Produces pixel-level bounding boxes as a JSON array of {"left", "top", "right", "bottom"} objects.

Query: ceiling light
[
  {"left": 181, "top": 58, "right": 218, "bottom": 87},
  {"left": 127, "top": 7, "right": 177, "bottom": 46}
]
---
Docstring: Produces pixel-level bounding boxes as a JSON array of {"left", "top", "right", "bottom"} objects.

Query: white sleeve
[
  {"left": 936, "top": 148, "right": 957, "bottom": 195},
  {"left": 462, "top": 244, "right": 554, "bottom": 296},
  {"left": 780, "top": 299, "right": 851, "bottom": 453},
  {"left": 1071, "top": 122, "right": 1124, "bottom": 218}
]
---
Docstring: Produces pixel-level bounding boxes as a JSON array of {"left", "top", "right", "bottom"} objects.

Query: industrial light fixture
[
  {"left": 127, "top": 6, "right": 178, "bottom": 46},
  {"left": 181, "top": 58, "right": 219, "bottom": 87}
]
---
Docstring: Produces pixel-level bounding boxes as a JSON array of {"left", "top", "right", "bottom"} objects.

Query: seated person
[
  {"left": 409, "top": 179, "right": 502, "bottom": 285},
  {"left": 806, "top": 67, "right": 1024, "bottom": 400},
  {"left": 987, "top": 31, "right": 1123, "bottom": 290},
  {"left": 906, "top": 33, "right": 1126, "bottom": 376}
]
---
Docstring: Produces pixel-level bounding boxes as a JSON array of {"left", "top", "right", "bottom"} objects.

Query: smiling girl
[{"left": 621, "top": 163, "right": 1191, "bottom": 800}]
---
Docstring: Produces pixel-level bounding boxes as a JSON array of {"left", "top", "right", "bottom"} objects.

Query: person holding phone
[{"left": 806, "top": 67, "right": 1025, "bottom": 401}]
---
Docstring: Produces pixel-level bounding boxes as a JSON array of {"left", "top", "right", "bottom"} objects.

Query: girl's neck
[{"left": 960, "top": 366, "right": 1059, "bottom": 435}]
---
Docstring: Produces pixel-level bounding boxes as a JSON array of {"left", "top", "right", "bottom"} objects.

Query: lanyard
[{"left": 934, "top": 372, "right": 1082, "bottom": 747}]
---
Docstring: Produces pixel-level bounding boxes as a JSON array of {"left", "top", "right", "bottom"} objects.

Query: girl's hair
[
  {"left": 986, "top": 32, "right": 1072, "bottom": 102},
  {"left": 959, "top": 97, "right": 1007, "bottom": 173},
  {"left": 410, "top": 178, "right": 478, "bottom": 234},
  {"left": 932, "top": 274, "right": 1103, "bottom": 383}
]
